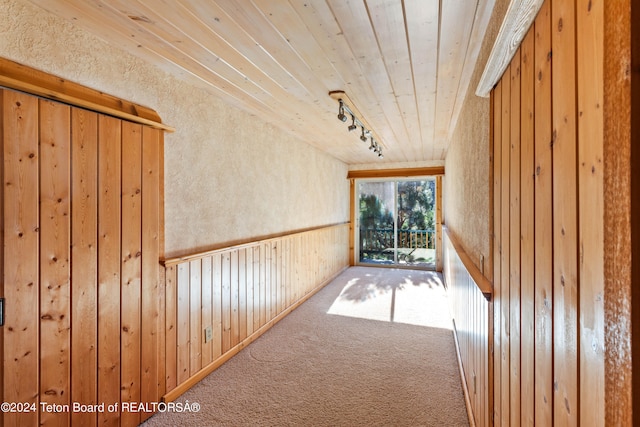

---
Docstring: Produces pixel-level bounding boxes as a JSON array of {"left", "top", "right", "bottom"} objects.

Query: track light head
[
  {"left": 360, "top": 126, "right": 367, "bottom": 142},
  {"left": 368, "top": 139, "right": 375, "bottom": 151},
  {"left": 348, "top": 114, "right": 357, "bottom": 131},
  {"left": 337, "top": 100, "right": 348, "bottom": 122}
]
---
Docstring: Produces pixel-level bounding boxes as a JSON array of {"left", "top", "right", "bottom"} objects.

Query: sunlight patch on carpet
[{"left": 326, "top": 269, "right": 452, "bottom": 329}]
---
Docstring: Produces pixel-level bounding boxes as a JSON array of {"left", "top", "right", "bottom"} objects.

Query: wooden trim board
[
  {"left": 0, "top": 57, "right": 174, "bottom": 132},
  {"left": 476, "top": 0, "right": 544, "bottom": 97},
  {"left": 443, "top": 226, "right": 492, "bottom": 300},
  {"left": 163, "top": 222, "right": 350, "bottom": 266}
]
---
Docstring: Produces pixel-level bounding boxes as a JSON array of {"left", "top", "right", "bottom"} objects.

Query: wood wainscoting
[
  {"left": 443, "top": 227, "right": 492, "bottom": 427},
  {"left": 161, "top": 223, "right": 350, "bottom": 401},
  {"left": 490, "top": 0, "right": 604, "bottom": 425},
  {"left": 1, "top": 87, "right": 165, "bottom": 427}
]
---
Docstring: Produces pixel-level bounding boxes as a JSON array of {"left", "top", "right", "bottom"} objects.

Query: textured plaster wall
[
  {"left": 444, "top": 0, "right": 509, "bottom": 274},
  {"left": 1, "top": 0, "right": 350, "bottom": 258}
]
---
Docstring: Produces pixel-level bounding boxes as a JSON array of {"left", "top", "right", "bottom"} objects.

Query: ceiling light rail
[{"left": 329, "top": 90, "right": 383, "bottom": 159}]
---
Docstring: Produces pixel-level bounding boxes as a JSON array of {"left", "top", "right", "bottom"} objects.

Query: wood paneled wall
[
  {"left": 1, "top": 87, "right": 163, "bottom": 427},
  {"left": 444, "top": 229, "right": 492, "bottom": 427},
  {"left": 603, "top": 0, "right": 639, "bottom": 424},
  {"left": 162, "top": 223, "right": 350, "bottom": 401},
  {"left": 491, "top": 0, "right": 604, "bottom": 425}
]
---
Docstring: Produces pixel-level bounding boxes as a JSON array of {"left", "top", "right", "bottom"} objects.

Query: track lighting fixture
[
  {"left": 330, "top": 90, "right": 385, "bottom": 159},
  {"left": 371, "top": 140, "right": 383, "bottom": 157},
  {"left": 337, "top": 100, "right": 348, "bottom": 122},
  {"left": 348, "top": 114, "right": 357, "bottom": 131}
]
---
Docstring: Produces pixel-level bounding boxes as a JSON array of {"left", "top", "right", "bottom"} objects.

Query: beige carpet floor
[{"left": 142, "top": 266, "right": 469, "bottom": 427}]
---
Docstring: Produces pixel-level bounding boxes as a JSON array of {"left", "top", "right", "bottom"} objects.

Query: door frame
[{"left": 347, "top": 169, "right": 444, "bottom": 271}]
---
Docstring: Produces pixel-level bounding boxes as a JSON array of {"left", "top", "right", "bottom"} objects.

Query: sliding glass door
[{"left": 357, "top": 179, "right": 436, "bottom": 268}]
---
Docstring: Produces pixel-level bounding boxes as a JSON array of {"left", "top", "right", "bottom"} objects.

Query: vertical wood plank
[
  {"left": 201, "top": 256, "right": 213, "bottom": 365},
  {"left": 302, "top": 234, "right": 307, "bottom": 298},
  {"left": 271, "top": 243, "right": 277, "bottom": 319},
  {"left": 38, "top": 99, "right": 71, "bottom": 427},
  {"left": 253, "top": 246, "right": 262, "bottom": 332},
  {"left": 487, "top": 89, "right": 496, "bottom": 427},
  {"left": 492, "top": 80, "right": 502, "bottom": 427},
  {"left": 157, "top": 129, "right": 166, "bottom": 400},
  {"left": 291, "top": 237, "right": 298, "bottom": 303},
  {"left": 500, "top": 62, "right": 511, "bottom": 427},
  {"left": 552, "top": 0, "right": 579, "bottom": 424},
  {"left": 221, "top": 252, "right": 231, "bottom": 352},
  {"left": 141, "top": 127, "right": 160, "bottom": 420},
  {"left": 176, "top": 263, "right": 190, "bottom": 385},
  {"left": 97, "top": 114, "right": 122, "bottom": 427},
  {"left": 245, "top": 248, "right": 254, "bottom": 337},
  {"left": 289, "top": 238, "right": 295, "bottom": 306},
  {"left": 264, "top": 242, "right": 272, "bottom": 322},
  {"left": 260, "top": 244, "right": 267, "bottom": 327},
  {"left": 484, "top": 297, "right": 491, "bottom": 427},
  {"left": 274, "top": 242, "right": 280, "bottom": 315},
  {"left": 230, "top": 250, "right": 240, "bottom": 347},
  {"left": 293, "top": 237, "right": 301, "bottom": 302},
  {"left": 282, "top": 239, "right": 289, "bottom": 309},
  {"left": 189, "top": 259, "right": 202, "bottom": 376},
  {"left": 509, "top": 49, "right": 522, "bottom": 427},
  {"left": 303, "top": 233, "right": 309, "bottom": 296},
  {"left": 2, "top": 90, "right": 40, "bottom": 427},
  {"left": 212, "top": 253, "right": 223, "bottom": 359},
  {"left": 71, "top": 107, "right": 99, "bottom": 427},
  {"left": 164, "top": 265, "right": 178, "bottom": 393},
  {"left": 0, "top": 90, "right": 4, "bottom": 422},
  {"left": 577, "top": 0, "right": 605, "bottom": 425},
  {"left": 533, "top": 2, "right": 554, "bottom": 424},
  {"left": 158, "top": 264, "right": 166, "bottom": 399},
  {"left": 520, "top": 29, "right": 536, "bottom": 427},
  {"left": 238, "top": 249, "right": 248, "bottom": 342},
  {"left": 602, "top": 1, "right": 636, "bottom": 424},
  {"left": 294, "top": 236, "right": 300, "bottom": 302},
  {"left": 120, "top": 121, "right": 142, "bottom": 427}
]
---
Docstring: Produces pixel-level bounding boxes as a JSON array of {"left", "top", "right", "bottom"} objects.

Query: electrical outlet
[{"left": 204, "top": 326, "right": 213, "bottom": 343}]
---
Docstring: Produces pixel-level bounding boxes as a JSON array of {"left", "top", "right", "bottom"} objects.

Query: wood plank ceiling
[{"left": 27, "top": 0, "right": 495, "bottom": 165}]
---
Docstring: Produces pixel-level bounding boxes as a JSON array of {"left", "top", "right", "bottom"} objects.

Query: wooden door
[{"left": 1, "top": 87, "right": 162, "bottom": 427}]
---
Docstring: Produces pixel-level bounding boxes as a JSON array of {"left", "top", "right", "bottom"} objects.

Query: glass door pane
[
  {"left": 396, "top": 180, "right": 436, "bottom": 268},
  {"left": 357, "top": 179, "right": 436, "bottom": 269},
  {"left": 358, "top": 181, "right": 395, "bottom": 264}
]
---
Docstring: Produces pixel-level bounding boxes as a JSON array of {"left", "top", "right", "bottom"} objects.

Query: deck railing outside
[{"left": 359, "top": 228, "right": 435, "bottom": 251}]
